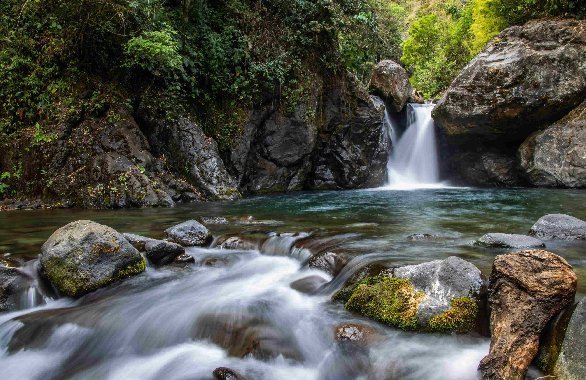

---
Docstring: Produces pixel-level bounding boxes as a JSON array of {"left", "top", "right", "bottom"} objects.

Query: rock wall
[
  {"left": 231, "top": 75, "right": 390, "bottom": 193},
  {"left": 433, "top": 18, "right": 586, "bottom": 188}
]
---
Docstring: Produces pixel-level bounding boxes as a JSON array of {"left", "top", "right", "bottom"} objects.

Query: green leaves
[{"left": 124, "top": 29, "right": 182, "bottom": 75}]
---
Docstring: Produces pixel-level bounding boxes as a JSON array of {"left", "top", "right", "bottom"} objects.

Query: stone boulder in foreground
[
  {"left": 335, "top": 256, "right": 483, "bottom": 333},
  {"left": 40, "top": 220, "right": 146, "bottom": 297},
  {"left": 433, "top": 18, "right": 586, "bottom": 142},
  {"left": 369, "top": 60, "right": 412, "bottom": 112},
  {"left": 479, "top": 250, "right": 577, "bottom": 380},
  {"left": 529, "top": 214, "right": 586, "bottom": 240}
]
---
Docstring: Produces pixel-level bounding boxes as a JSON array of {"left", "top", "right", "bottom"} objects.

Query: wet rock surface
[
  {"left": 212, "top": 367, "right": 247, "bottom": 380},
  {"left": 0, "top": 267, "right": 32, "bottom": 312},
  {"left": 290, "top": 275, "right": 328, "bottom": 294},
  {"left": 217, "top": 236, "right": 259, "bottom": 251},
  {"left": 519, "top": 101, "right": 586, "bottom": 188},
  {"left": 334, "top": 323, "right": 380, "bottom": 347},
  {"left": 40, "top": 220, "right": 146, "bottom": 297},
  {"left": 306, "top": 251, "right": 348, "bottom": 277},
  {"left": 551, "top": 298, "right": 586, "bottom": 380},
  {"left": 164, "top": 220, "right": 212, "bottom": 246},
  {"left": 368, "top": 60, "right": 412, "bottom": 112},
  {"left": 479, "top": 250, "right": 577, "bottom": 380},
  {"left": 475, "top": 233, "right": 545, "bottom": 249},
  {"left": 529, "top": 214, "right": 586, "bottom": 240},
  {"left": 393, "top": 256, "right": 483, "bottom": 327},
  {"left": 123, "top": 233, "right": 184, "bottom": 265}
]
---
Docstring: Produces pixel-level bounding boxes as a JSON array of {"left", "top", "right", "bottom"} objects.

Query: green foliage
[
  {"left": 401, "top": 4, "right": 473, "bottom": 98},
  {"left": 124, "top": 29, "right": 182, "bottom": 76},
  {"left": 0, "top": 172, "right": 11, "bottom": 196}
]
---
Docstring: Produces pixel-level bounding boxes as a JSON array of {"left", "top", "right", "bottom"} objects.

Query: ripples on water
[{"left": 0, "top": 188, "right": 585, "bottom": 379}]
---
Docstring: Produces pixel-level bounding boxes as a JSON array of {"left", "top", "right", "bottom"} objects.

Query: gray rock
[
  {"left": 394, "top": 256, "right": 483, "bottom": 325},
  {"left": 0, "top": 267, "right": 32, "bottom": 312},
  {"left": 553, "top": 298, "right": 586, "bottom": 380},
  {"left": 123, "top": 233, "right": 184, "bottom": 265},
  {"left": 137, "top": 113, "right": 239, "bottom": 200},
  {"left": 476, "top": 233, "right": 545, "bottom": 249},
  {"left": 290, "top": 275, "right": 328, "bottom": 294},
  {"left": 217, "top": 236, "right": 258, "bottom": 251},
  {"left": 434, "top": 18, "right": 586, "bottom": 143},
  {"left": 369, "top": 60, "right": 412, "bottom": 112},
  {"left": 173, "top": 253, "right": 195, "bottom": 264},
  {"left": 529, "top": 214, "right": 586, "bottom": 240},
  {"left": 306, "top": 251, "right": 348, "bottom": 277},
  {"left": 164, "top": 220, "right": 212, "bottom": 246},
  {"left": 406, "top": 233, "right": 438, "bottom": 241},
  {"left": 519, "top": 101, "right": 586, "bottom": 188},
  {"left": 213, "top": 367, "right": 247, "bottom": 380},
  {"left": 40, "top": 220, "right": 146, "bottom": 297},
  {"left": 448, "top": 149, "right": 521, "bottom": 187}
]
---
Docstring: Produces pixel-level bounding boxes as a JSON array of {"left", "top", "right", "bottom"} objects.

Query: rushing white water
[
  {"left": 0, "top": 234, "right": 490, "bottom": 380},
  {"left": 384, "top": 103, "right": 442, "bottom": 189}
]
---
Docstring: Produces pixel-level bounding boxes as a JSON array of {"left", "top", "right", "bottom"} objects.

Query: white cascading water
[{"left": 383, "top": 103, "right": 442, "bottom": 189}]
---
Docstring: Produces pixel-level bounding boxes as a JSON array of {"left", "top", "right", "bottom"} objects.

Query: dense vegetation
[{"left": 0, "top": 0, "right": 583, "bottom": 197}]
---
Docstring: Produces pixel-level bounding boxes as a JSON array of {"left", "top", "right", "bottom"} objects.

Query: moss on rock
[
  {"left": 428, "top": 297, "right": 479, "bottom": 333},
  {"left": 345, "top": 276, "right": 424, "bottom": 331}
]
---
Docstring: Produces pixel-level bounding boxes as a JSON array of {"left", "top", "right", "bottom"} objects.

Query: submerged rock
[
  {"left": 368, "top": 60, "right": 412, "bottom": 112},
  {"left": 173, "top": 253, "right": 195, "bottom": 265},
  {"left": 406, "top": 233, "right": 438, "bottom": 241},
  {"left": 306, "top": 251, "right": 348, "bottom": 277},
  {"left": 334, "top": 323, "right": 380, "bottom": 348},
  {"left": 290, "top": 275, "right": 328, "bottom": 294},
  {"left": 40, "top": 220, "right": 146, "bottom": 297},
  {"left": 123, "top": 233, "right": 184, "bottom": 265},
  {"left": 212, "top": 367, "right": 247, "bottom": 380},
  {"left": 338, "top": 257, "right": 482, "bottom": 333},
  {"left": 217, "top": 236, "right": 259, "bottom": 251},
  {"left": 475, "top": 233, "right": 545, "bottom": 249},
  {"left": 529, "top": 214, "right": 586, "bottom": 240},
  {"left": 519, "top": 101, "right": 586, "bottom": 188},
  {"left": 0, "top": 267, "right": 32, "bottom": 312},
  {"left": 479, "top": 250, "right": 577, "bottom": 380},
  {"left": 164, "top": 220, "right": 212, "bottom": 246}
]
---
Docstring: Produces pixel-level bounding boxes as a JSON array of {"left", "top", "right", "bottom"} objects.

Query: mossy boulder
[
  {"left": 40, "top": 220, "right": 146, "bottom": 297},
  {"left": 335, "top": 257, "right": 483, "bottom": 333}
]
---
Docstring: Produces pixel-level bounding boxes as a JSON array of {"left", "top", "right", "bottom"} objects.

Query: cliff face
[
  {"left": 433, "top": 18, "right": 586, "bottom": 188},
  {"left": 0, "top": 74, "right": 391, "bottom": 209}
]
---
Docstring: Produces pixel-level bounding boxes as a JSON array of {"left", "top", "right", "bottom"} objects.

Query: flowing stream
[
  {"left": 384, "top": 104, "right": 442, "bottom": 189},
  {"left": 1, "top": 189, "right": 585, "bottom": 379}
]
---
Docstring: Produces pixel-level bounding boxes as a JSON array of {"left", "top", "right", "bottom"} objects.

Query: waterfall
[{"left": 384, "top": 103, "right": 442, "bottom": 189}]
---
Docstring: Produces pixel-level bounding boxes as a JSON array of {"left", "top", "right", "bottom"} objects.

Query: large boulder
[
  {"left": 0, "top": 267, "right": 33, "bottom": 312},
  {"left": 529, "top": 214, "right": 586, "bottom": 240},
  {"left": 475, "top": 233, "right": 545, "bottom": 249},
  {"left": 369, "top": 60, "right": 412, "bottom": 112},
  {"left": 40, "top": 220, "right": 146, "bottom": 297},
  {"left": 123, "top": 233, "right": 184, "bottom": 265},
  {"left": 433, "top": 18, "right": 586, "bottom": 143},
  {"left": 479, "top": 250, "right": 577, "bottom": 380},
  {"left": 519, "top": 101, "right": 586, "bottom": 188},
  {"left": 164, "top": 220, "right": 212, "bottom": 247},
  {"left": 337, "top": 257, "right": 483, "bottom": 333}
]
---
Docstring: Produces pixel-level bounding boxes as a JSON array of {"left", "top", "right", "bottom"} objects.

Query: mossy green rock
[
  {"left": 336, "top": 257, "right": 483, "bottom": 333},
  {"left": 40, "top": 220, "right": 146, "bottom": 297}
]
